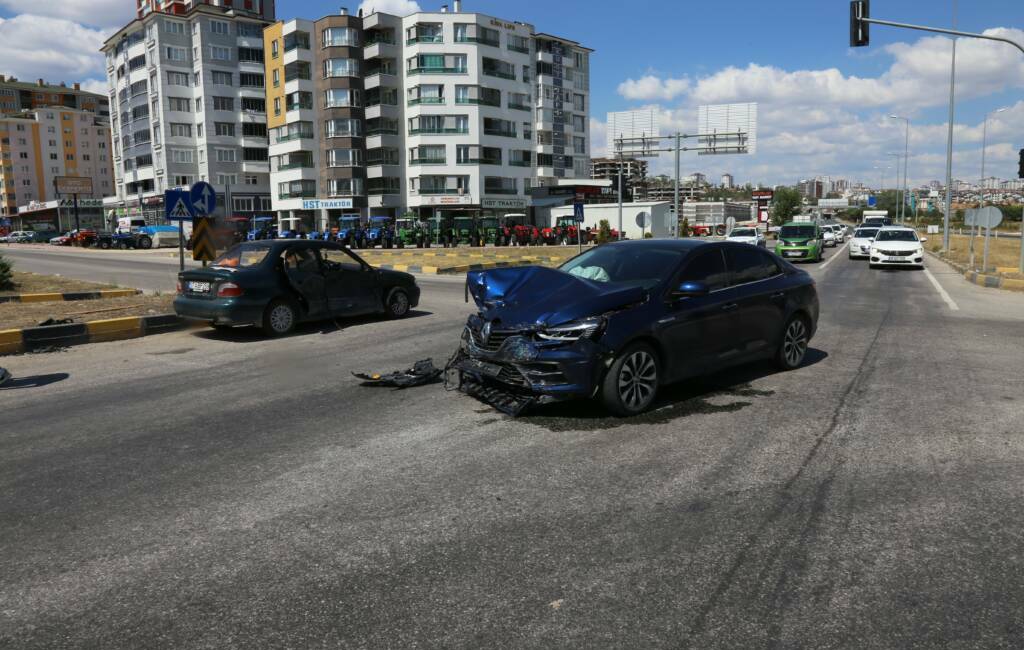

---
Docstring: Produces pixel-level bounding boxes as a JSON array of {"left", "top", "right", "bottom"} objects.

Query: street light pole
[
  {"left": 977, "top": 107, "right": 1007, "bottom": 271},
  {"left": 889, "top": 115, "right": 911, "bottom": 224}
]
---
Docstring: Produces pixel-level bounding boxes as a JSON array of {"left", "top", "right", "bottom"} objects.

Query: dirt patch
[
  {"left": 0, "top": 271, "right": 122, "bottom": 297},
  {"left": 0, "top": 294, "right": 174, "bottom": 330}
]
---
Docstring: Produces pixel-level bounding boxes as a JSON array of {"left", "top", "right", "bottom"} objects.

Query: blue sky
[{"left": 0, "top": 0, "right": 1021, "bottom": 187}]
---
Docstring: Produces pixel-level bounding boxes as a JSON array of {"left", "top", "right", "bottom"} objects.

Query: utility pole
[
  {"left": 617, "top": 147, "right": 623, "bottom": 240},
  {"left": 673, "top": 133, "right": 680, "bottom": 238}
]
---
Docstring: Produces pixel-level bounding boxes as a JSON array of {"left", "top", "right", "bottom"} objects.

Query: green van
[{"left": 774, "top": 221, "right": 824, "bottom": 262}]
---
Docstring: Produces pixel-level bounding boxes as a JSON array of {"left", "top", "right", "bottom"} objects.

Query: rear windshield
[
  {"left": 875, "top": 230, "right": 919, "bottom": 242},
  {"left": 730, "top": 228, "right": 757, "bottom": 237},
  {"left": 855, "top": 228, "right": 879, "bottom": 238},
  {"left": 212, "top": 245, "right": 271, "bottom": 268},
  {"left": 780, "top": 225, "right": 816, "bottom": 239}
]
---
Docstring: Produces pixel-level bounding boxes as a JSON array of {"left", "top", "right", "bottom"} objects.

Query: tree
[
  {"left": 680, "top": 217, "right": 691, "bottom": 237},
  {"left": 0, "top": 253, "right": 12, "bottom": 291},
  {"left": 596, "top": 219, "right": 612, "bottom": 244},
  {"left": 771, "top": 187, "right": 802, "bottom": 226}
]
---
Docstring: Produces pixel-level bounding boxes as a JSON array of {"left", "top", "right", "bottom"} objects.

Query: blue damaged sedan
[{"left": 452, "top": 239, "right": 819, "bottom": 416}]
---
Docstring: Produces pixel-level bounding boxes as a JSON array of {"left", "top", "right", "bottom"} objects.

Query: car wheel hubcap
[
  {"left": 390, "top": 292, "right": 408, "bottom": 315},
  {"left": 270, "top": 305, "right": 293, "bottom": 332},
  {"left": 784, "top": 320, "right": 808, "bottom": 367},
  {"left": 618, "top": 351, "right": 656, "bottom": 410}
]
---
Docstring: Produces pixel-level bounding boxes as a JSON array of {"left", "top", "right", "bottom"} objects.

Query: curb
[
  {"left": 375, "top": 260, "right": 543, "bottom": 275},
  {"left": 926, "top": 250, "right": 1024, "bottom": 292},
  {"left": 0, "top": 313, "right": 184, "bottom": 355},
  {"left": 0, "top": 288, "right": 140, "bottom": 304}
]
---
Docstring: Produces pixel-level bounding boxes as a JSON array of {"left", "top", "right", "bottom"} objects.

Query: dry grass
[
  {"left": 0, "top": 271, "right": 120, "bottom": 297},
  {"left": 925, "top": 233, "right": 1023, "bottom": 275},
  {"left": 0, "top": 293, "right": 174, "bottom": 330}
]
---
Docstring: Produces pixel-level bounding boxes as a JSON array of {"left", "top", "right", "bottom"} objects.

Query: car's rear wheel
[
  {"left": 137, "top": 235, "right": 152, "bottom": 249},
  {"left": 262, "top": 299, "right": 297, "bottom": 336},
  {"left": 386, "top": 288, "right": 410, "bottom": 319},
  {"left": 776, "top": 315, "right": 810, "bottom": 370},
  {"left": 601, "top": 342, "right": 659, "bottom": 416}
]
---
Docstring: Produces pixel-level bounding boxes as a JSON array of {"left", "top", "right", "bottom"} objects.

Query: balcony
[
  {"left": 418, "top": 188, "right": 465, "bottom": 195},
  {"left": 409, "top": 157, "right": 447, "bottom": 165},
  {"left": 508, "top": 160, "right": 532, "bottom": 167},
  {"left": 367, "top": 126, "right": 399, "bottom": 136},
  {"left": 409, "top": 127, "right": 469, "bottom": 135},
  {"left": 274, "top": 131, "right": 314, "bottom": 144},
  {"left": 457, "top": 158, "right": 501, "bottom": 166},
  {"left": 507, "top": 44, "right": 530, "bottom": 55},
  {"left": 278, "top": 190, "right": 316, "bottom": 199},
  {"left": 406, "top": 35, "right": 443, "bottom": 45},
  {"left": 455, "top": 36, "right": 499, "bottom": 47},
  {"left": 408, "top": 66, "right": 467, "bottom": 75},
  {"left": 483, "top": 128, "right": 517, "bottom": 138},
  {"left": 484, "top": 187, "right": 518, "bottom": 195},
  {"left": 455, "top": 97, "right": 500, "bottom": 107},
  {"left": 507, "top": 102, "right": 531, "bottom": 112},
  {"left": 407, "top": 97, "right": 445, "bottom": 106},
  {"left": 275, "top": 161, "right": 314, "bottom": 171},
  {"left": 482, "top": 69, "right": 515, "bottom": 81},
  {"left": 286, "top": 102, "right": 313, "bottom": 111}
]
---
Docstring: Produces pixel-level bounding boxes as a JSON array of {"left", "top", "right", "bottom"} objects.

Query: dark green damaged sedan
[{"left": 174, "top": 240, "right": 420, "bottom": 336}]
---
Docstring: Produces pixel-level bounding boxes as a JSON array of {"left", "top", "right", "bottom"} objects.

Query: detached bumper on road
[{"left": 173, "top": 295, "right": 266, "bottom": 326}]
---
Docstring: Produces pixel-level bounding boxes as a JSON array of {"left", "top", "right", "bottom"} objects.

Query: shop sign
[
  {"left": 302, "top": 198, "right": 354, "bottom": 210},
  {"left": 482, "top": 198, "right": 527, "bottom": 209},
  {"left": 421, "top": 195, "right": 474, "bottom": 206}
]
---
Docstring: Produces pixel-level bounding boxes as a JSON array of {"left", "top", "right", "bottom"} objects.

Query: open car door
[{"left": 282, "top": 246, "right": 328, "bottom": 318}]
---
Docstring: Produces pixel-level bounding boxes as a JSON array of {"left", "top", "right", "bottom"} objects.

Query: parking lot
[{"left": 5, "top": 239, "right": 1024, "bottom": 647}]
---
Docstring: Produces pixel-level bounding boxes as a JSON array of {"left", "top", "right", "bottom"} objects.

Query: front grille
[
  {"left": 495, "top": 363, "right": 529, "bottom": 387},
  {"left": 471, "top": 327, "right": 515, "bottom": 353},
  {"left": 879, "top": 249, "right": 911, "bottom": 257}
]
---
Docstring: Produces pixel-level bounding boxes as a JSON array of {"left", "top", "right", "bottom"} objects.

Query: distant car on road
[
  {"left": 822, "top": 225, "right": 838, "bottom": 247},
  {"left": 455, "top": 239, "right": 819, "bottom": 416},
  {"left": 5, "top": 230, "right": 33, "bottom": 243},
  {"left": 174, "top": 240, "right": 420, "bottom": 336},
  {"left": 848, "top": 227, "right": 879, "bottom": 259},
  {"left": 775, "top": 222, "right": 824, "bottom": 262},
  {"left": 726, "top": 226, "right": 766, "bottom": 247},
  {"left": 49, "top": 232, "right": 72, "bottom": 246},
  {"left": 869, "top": 226, "right": 926, "bottom": 269}
]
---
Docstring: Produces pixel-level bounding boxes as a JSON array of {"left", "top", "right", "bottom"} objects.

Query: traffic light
[
  {"left": 1019, "top": 148, "right": 1024, "bottom": 179},
  {"left": 850, "top": 1, "right": 870, "bottom": 47}
]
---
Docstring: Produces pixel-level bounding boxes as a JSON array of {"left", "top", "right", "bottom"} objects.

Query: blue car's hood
[{"left": 466, "top": 266, "right": 644, "bottom": 327}]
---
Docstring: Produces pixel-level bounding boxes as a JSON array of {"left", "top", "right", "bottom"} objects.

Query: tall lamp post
[
  {"left": 975, "top": 106, "right": 1007, "bottom": 270},
  {"left": 889, "top": 115, "right": 910, "bottom": 223},
  {"left": 888, "top": 152, "right": 903, "bottom": 221}
]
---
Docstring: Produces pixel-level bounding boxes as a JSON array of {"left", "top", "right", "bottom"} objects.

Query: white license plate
[
  {"left": 784, "top": 251, "right": 801, "bottom": 257},
  {"left": 188, "top": 281, "right": 211, "bottom": 293}
]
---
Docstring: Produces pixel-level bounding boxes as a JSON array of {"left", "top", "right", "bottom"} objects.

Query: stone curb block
[
  {"left": 928, "top": 249, "right": 1024, "bottom": 292},
  {"left": 0, "top": 313, "right": 184, "bottom": 356},
  {"left": 0, "top": 288, "right": 140, "bottom": 304}
]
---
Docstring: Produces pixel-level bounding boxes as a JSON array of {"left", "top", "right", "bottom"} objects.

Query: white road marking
[
  {"left": 818, "top": 242, "right": 849, "bottom": 271},
  {"left": 923, "top": 266, "right": 960, "bottom": 311}
]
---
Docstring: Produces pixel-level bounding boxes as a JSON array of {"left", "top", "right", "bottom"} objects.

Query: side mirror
[
  {"left": 920, "top": 237, "right": 928, "bottom": 242},
  {"left": 671, "top": 281, "right": 710, "bottom": 299}
]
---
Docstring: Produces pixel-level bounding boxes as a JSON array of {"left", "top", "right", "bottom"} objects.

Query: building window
[
  {"left": 271, "top": 40, "right": 279, "bottom": 58},
  {"left": 169, "top": 123, "right": 191, "bottom": 137},
  {"left": 327, "top": 178, "right": 364, "bottom": 197},
  {"left": 210, "top": 21, "right": 229, "bottom": 35},
  {"left": 284, "top": 31, "right": 310, "bottom": 51},
  {"left": 239, "top": 73, "right": 264, "bottom": 88},
  {"left": 242, "top": 122, "right": 267, "bottom": 138},
  {"left": 212, "top": 71, "right": 233, "bottom": 86},
  {"left": 323, "top": 88, "right": 360, "bottom": 108},
  {"left": 238, "top": 47, "right": 263, "bottom": 63},
  {"left": 169, "top": 97, "right": 190, "bottom": 112},
  {"left": 241, "top": 97, "right": 265, "bottom": 113},
  {"left": 323, "top": 58, "right": 359, "bottom": 78},
  {"left": 216, "top": 173, "right": 237, "bottom": 186},
  {"left": 170, "top": 149, "right": 193, "bottom": 163},
  {"left": 244, "top": 174, "right": 259, "bottom": 185},
  {"left": 167, "top": 71, "right": 189, "bottom": 86},
  {"left": 326, "top": 148, "right": 362, "bottom": 167},
  {"left": 243, "top": 147, "right": 268, "bottom": 161},
  {"left": 210, "top": 46, "right": 232, "bottom": 61},
  {"left": 322, "top": 27, "right": 358, "bottom": 47},
  {"left": 165, "top": 46, "right": 188, "bottom": 62},
  {"left": 165, "top": 20, "right": 185, "bottom": 34},
  {"left": 214, "top": 122, "right": 235, "bottom": 137},
  {"left": 324, "top": 118, "right": 361, "bottom": 138},
  {"left": 215, "top": 148, "right": 236, "bottom": 163},
  {"left": 213, "top": 96, "right": 234, "bottom": 111}
]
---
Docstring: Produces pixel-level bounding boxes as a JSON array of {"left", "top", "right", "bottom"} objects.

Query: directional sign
[
  {"left": 635, "top": 211, "right": 651, "bottom": 229},
  {"left": 867, "top": 195, "right": 877, "bottom": 207},
  {"left": 190, "top": 181, "right": 217, "bottom": 218},
  {"left": 964, "top": 206, "right": 1003, "bottom": 229},
  {"left": 165, "top": 189, "right": 193, "bottom": 221},
  {"left": 573, "top": 201, "right": 585, "bottom": 223},
  {"left": 191, "top": 216, "right": 216, "bottom": 262}
]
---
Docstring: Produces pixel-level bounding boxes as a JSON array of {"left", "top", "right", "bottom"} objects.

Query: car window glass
[
  {"left": 875, "top": 230, "right": 918, "bottom": 242},
  {"left": 321, "top": 247, "right": 363, "bottom": 272},
  {"left": 212, "top": 245, "right": 270, "bottom": 268},
  {"left": 283, "top": 247, "right": 319, "bottom": 272},
  {"left": 679, "top": 249, "right": 729, "bottom": 291},
  {"left": 726, "top": 246, "right": 777, "bottom": 285}
]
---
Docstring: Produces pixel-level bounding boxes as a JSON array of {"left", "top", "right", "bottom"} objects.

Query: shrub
[
  {"left": 596, "top": 219, "right": 612, "bottom": 245},
  {"left": 680, "top": 217, "right": 691, "bottom": 237},
  {"left": 0, "top": 253, "right": 12, "bottom": 291}
]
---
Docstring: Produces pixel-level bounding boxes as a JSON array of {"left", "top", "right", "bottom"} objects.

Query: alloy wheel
[
  {"left": 783, "top": 319, "right": 808, "bottom": 367},
  {"left": 269, "top": 304, "right": 294, "bottom": 333},
  {"left": 617, "top": 350, "right": 657, "bottom": 411},
  {"left": 389, "top": 290, "right": 409, "bottom": 317}
]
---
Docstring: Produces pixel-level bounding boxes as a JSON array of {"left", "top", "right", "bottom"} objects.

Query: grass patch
[
  {"left": 925, "top": 233, "right": 1023, "bottom": 274},
  {"left": 0, "top": 293, "right": 174, "bottom": 330},
  {"left": 0, "top": 271, "right": 123, "bottom": 297}
]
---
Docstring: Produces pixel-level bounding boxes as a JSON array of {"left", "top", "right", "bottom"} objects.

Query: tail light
[
  {"left": 217, "top": 282, "right": 243, "bottom": 298},
  {"left": 176, "top": 280, "right": 183, "bottom": 294}
]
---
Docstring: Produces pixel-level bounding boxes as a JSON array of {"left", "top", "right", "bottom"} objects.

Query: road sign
[
  {"left": 635, "top": 211, "right": 651, "bottom": 229},
  {"left": 573, "top": 201, "right": 585, "bottom": 223},
  {"left": 165, "top": 189, "right": 193, "bottom": 221},
  {"left": 190, "top": 181, "right": 217, "bottom": 217},
  {"left": 964, "top": 206, "right": 1002, "bottom": 228},
  {"left": 191, "top": 216, "right": 216, "bottom": 262},
  {"left": 867, "top": 195, "right": 877, "bottom": 207},
  {"left": 54, "top": 176, "right": 94, "bottom": 195},
  {"left": 725, "top": 216, "right": 736, "bottom": 233}
]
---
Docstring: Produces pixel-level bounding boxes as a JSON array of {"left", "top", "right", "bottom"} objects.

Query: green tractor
[
  {"left": 477, "top": 216, "right": 500, "bottom": 246},
  {"left": 454, "top": 216, "right": 476, "bottom": 246},
  {"left": 396, "top": 218, "right": 427, "bottom": 248}
]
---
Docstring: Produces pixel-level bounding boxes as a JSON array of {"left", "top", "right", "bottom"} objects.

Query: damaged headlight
[{"left": 537, "top": 316, "right": 605, "bottom": 342}]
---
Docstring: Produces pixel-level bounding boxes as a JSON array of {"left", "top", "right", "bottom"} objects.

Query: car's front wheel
[
  {"left": 262, "top": 299, "right": 297, "bottom": 336},
  {"left": 386, "top": 288, "right": 411, "bottom": 319},
  {"left": 601, "top": 342, "right": 660, "bottom": 416},
  {"left": 137, "top": 235, "right": 152, "bottom": 249},
  {"left": 776, "top": 315, "right": 810, "bottom": 370}
]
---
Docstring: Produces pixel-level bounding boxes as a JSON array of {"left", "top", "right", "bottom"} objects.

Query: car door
[
  {"left": 658, "top": 247, "right": 741, "bottom": 379},
  {"left": 319, "top": 245, "right": 380, "bottom": 316},
  {"left": 282, "top": 245, "right": 329, "bottom": 318},
  {"left": 725, "top": 246, "right": 787, "bottom": 360}
]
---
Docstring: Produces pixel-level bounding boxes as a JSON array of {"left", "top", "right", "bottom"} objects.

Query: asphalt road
[
  {"left": 4, "top": 240, "right": 1024, "bottom": 648},
  {"left": 1, "top": 244, "right": 199, "bottom": 292}
]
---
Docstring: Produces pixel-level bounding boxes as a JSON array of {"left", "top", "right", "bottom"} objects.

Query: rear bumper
[{"left": 173, "top": 295, "right": 267, "bottom": 326}]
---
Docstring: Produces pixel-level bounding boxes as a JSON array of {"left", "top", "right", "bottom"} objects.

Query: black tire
[
  {"left": 118, "top": 241, "right": 128, "bottom": 250},
  {"left": 600, "top": 342, "right": 660, "bottom": 416},
  {"left": 99, "top": 240, "right": 111, "bottom": 250},
  {"left": 262, "top": 299, "right": 297, "bottom": 337},
  {"left": 137, "top": 235, "right": 152, "bottom": 249},
  {"left": 776, "top": 315, "right": 810, "bottom": 371},
  {"left": 386, "top": 288, "right": 411, "bottom": 319}
]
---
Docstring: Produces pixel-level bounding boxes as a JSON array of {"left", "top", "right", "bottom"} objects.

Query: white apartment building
[
  {"left": 102, "top": 3, "right": 273, "bottom": 221},
  {"left": 264, "top": 2, "right": 591, "bottom": 232}
]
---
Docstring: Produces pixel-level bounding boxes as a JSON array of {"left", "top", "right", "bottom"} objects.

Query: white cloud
[
  {"left": 80, "top": 79, "right": 109, "bottom": 94},
  {"left": 617, "top": 75, "right": 689, "bottom": 101},
  {"left": 0, "top": 0, "right": 132, "bottom": 30},
  {"left": 358, "top": 0, "right": 422, "bottom": 16},
  {"left": 0, "top": 15, "right": 108, "bottom": 83}
]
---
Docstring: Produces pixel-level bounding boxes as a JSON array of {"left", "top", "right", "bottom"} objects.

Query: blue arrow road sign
[
  {"left": 165, "top": 188, "right": 193, "bottom": 221},
  {"left": 867, "top": 195, "right": 877, "bottom": 207},
  {"left": 573, "top": 201, "right": 585, "bottom": 223},
  {"left": 190, "top": 181, "right": 217, "bottom": 217}
]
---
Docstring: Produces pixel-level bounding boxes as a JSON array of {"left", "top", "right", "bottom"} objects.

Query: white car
[
  {"left": 869, "top": 227, "right": 926, "bottom": 269},
  {"left": 726, "top": 226, "right": 766, "bottom": 247},
  {"left": 848, "top": 227, "right": 880, "bottom": 259},
  {"left": 822, "top": 225, "right": 837, "bottom": 247}
]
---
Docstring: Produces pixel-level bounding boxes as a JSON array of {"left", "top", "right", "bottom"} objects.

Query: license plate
[
  {"left": 784, "top": 251, "right": 801, "bottom": 257},
  {"left": 188, "top": 281, "right": 211, "bottom": 293},
  {"left": 462, "top": 358, "right": 502, "bottom": 378}
]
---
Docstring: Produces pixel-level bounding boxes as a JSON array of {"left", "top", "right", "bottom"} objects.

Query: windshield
[
  {"left": 854, "top": 228, "right": 879, "bottom": 239},
  {"left": 559, "top": 245, "right": 685, "bottom": 289},
  {"left": 730, "top": 228, "right": 757, "bottom": 237},
  {"left": 780, "top": 225, "right": 816, "bottom": 239},
  {"left": 875, "top": 230, "right": 919, "bottom": 242},
  {"left": 212, "top": 244, "right": 271, "bottom": 268}
]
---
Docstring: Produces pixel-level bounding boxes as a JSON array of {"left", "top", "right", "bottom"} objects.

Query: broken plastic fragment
[{"left": 353, "top": 359, "right": 442, "bottom": 388}]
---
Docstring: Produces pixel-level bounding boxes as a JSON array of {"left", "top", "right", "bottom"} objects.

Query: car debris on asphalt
[{"left": 352, "top": 358, "right": 442, "bottom": 388}]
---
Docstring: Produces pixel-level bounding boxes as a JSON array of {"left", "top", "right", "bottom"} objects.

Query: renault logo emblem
[{"left": 481, "top": 321, "right": 492, "bottom": 343}]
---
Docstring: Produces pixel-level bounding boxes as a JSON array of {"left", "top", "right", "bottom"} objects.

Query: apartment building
[
  {"left": 102, "top": 2, "right": 274, "bottom": 220},
  {"left": 264, "top": 2, "right": 591, "bottom": 232},
  {"left": 0, "top": 76, "right": 110, "bottom": 120},
  {"left": 138, "top": 0, "right": 275, "bottom": 21},
  {"left": 0, "top": 108, "right": 114, "bottom": 217}
]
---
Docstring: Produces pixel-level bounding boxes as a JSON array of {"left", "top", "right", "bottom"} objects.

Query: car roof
[
  {"left": 605, "top": 238, "right": 706, "bottom": 251},
  {"left": 781, "top": 221, "right": 817, "bottom": 226}
]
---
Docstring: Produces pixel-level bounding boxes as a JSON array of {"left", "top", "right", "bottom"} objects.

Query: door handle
[
  {"left": 721, "top": 303, "right": 739, "bottom": 312},
  {"left": 771, "top": 292, "right": 786, "bottom": 300}
]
